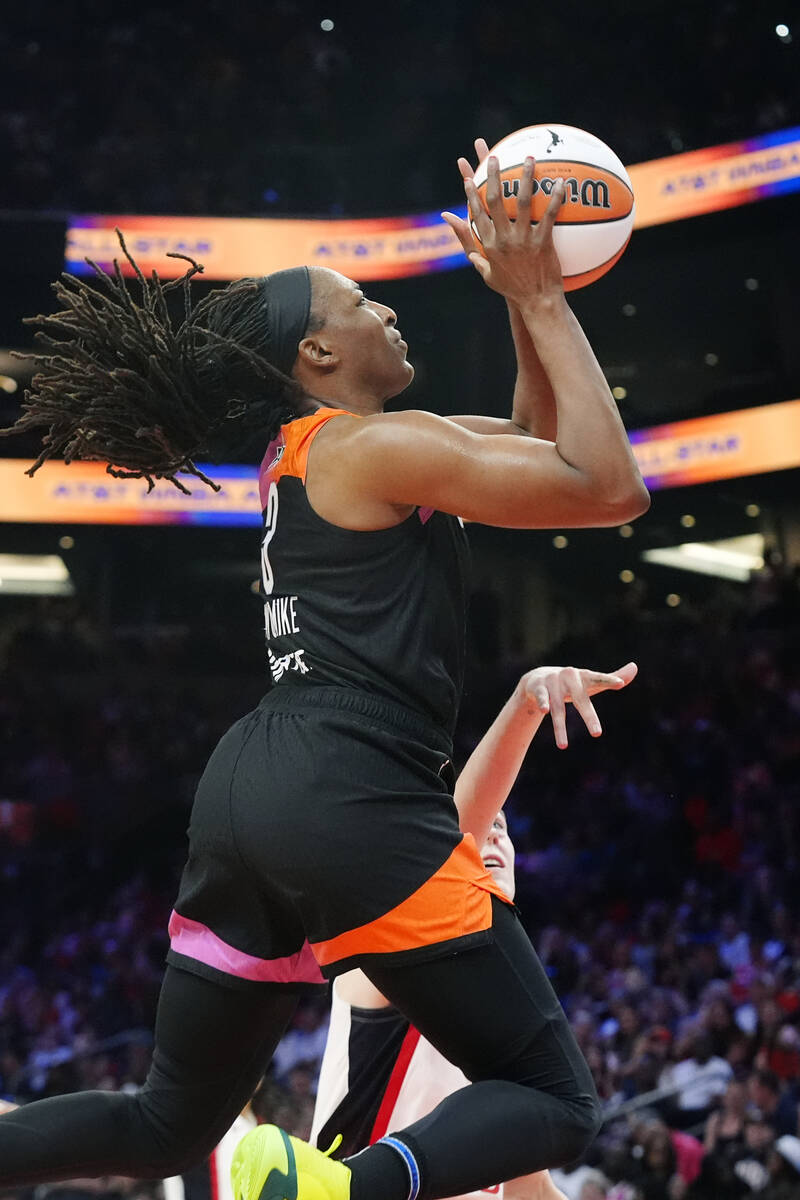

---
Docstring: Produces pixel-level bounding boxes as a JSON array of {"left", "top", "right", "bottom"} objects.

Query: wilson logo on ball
[
  {"left": 471, "top": 123, "right": 636, "bottom": 291},
  {"left": 501, "top": 176, "right": 612, "bottom": 209}
]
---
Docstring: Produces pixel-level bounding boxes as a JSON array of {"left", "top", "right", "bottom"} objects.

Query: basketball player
[
  {"left": 0, "top": 150, "right": 649, "bottom": 1200},
  {"left": 312, "top": 662, "right": 637, "bottom": 1200}
]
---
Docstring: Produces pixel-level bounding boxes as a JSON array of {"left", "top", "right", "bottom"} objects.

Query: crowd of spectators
[
  {"left": 0, "top": 554, "right": 798, "bottom": 1199},
  {"left": 1, "top": 1, "right": 797, "bottom": 217}
]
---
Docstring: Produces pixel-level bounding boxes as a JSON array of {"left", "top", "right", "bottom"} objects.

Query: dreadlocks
[{"left": 0, "top": 232, "right": 311, "bottom": 493}]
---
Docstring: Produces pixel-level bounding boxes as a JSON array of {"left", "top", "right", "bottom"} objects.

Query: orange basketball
[{"left": 472, "top": 124, "right": 635, "bottom": 290}]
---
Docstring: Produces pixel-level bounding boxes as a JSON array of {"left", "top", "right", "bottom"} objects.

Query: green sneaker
[{"left": 231, "top": 1125, "right": 351, "bottom": 1200}]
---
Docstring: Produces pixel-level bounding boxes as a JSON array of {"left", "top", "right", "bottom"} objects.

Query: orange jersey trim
[
  {"left": 270, "top": 408, "right": 354, "bottom": 486},
  {"left": 310, "top": 834, "right": 512, "bottom": 968}
]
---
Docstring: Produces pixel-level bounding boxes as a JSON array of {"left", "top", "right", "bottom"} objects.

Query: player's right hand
[{"left": 442, "top": 153, "right": 566, "bottom": 308}]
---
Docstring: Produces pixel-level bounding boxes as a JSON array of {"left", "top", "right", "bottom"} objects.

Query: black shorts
[{"left": 167, "top": 686, "right": 511, "bottom": 991}]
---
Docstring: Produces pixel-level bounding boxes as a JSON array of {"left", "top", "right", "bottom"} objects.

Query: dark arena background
[{"left": 1, "top": 4, "right": 800, "bottom": 1199}]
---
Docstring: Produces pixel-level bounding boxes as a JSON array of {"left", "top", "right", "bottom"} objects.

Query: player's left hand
[{"left": 516, "top": 662, "right": 638, "bottom": 749}]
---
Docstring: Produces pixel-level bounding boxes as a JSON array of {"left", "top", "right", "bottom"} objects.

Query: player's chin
[
  {"left": 487, "top": 865, "right": 515, "bottom": 900},
  {"left": 387, "top": 362, "right": 415, "bottom": 396}
]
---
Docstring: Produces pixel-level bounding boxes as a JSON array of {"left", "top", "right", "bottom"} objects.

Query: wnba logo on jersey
[{"left": 268, "top": 647, "right": 310, "bottom": 681}]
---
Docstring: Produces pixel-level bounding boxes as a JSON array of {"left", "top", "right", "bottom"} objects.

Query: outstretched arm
[
  {"left": 454, "top": 663, "right": 637, "bottom": 848},
  {"left": 335, "top": 662, "right": 638, "bottom": 1008},
  {"left": 341, "top": 159, "right": 648, "bottom": 529},
  {"left": 506, "top": 298, "right": 558, "bottom": 441},
  {"left": 438, "top": 152, "right": 647, "bottom": 522},
  {"left": 447, "top": 138, "right": 558, "bottom": 443}
]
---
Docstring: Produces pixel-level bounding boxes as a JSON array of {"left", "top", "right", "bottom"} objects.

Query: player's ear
[{"left": 296, "top": 334, "right": 339, "bottom": 373}]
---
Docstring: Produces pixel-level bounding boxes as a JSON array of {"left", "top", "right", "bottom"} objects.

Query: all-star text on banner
[{"left": 629, "top": 398, "right": 800, "bottom": 490}]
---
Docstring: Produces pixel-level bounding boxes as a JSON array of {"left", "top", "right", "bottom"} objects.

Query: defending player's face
[
  {"left": 307, "top": 268, "right": 414, "bottom": 399},
  {"left": 481, "top": 812, "right": 515, "bottom": 901}
]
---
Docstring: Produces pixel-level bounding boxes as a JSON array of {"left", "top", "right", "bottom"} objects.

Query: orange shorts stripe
[{"left": 310, "top": 834, "right": 512, "bottom": 968}]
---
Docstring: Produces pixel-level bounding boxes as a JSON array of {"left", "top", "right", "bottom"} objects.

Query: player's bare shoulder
[
  {"left": 305, "top": 409, "right": 422, "bottom": 530},
  {"left": 346, "top": 408, "right": 473, "bottom": 464},
  {"left": 310, "top": 408, "right": 461, "bottom": 483},
  {"left": 306, "top": 408, "right": 483, "bottom": 528}
]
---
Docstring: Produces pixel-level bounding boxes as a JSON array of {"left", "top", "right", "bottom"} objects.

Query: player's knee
[
  {"left": 131, "top": 1093, "right": 222, "bottom": 1178},
  {"left": 557, "top": 1096, "right": 603, "bottom": 1163},
  {"left": 137, "top": 1137, "right": 217, "bottom": 1179}
]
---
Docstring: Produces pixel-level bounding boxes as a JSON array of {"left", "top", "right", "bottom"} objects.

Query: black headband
[{"left": 261, "top": 266, "right": 312, "bottom": 376}]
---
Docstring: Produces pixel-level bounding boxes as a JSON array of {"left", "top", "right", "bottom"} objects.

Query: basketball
[{"left": 472, "top": 123, "right": 635, "bottom": 291}]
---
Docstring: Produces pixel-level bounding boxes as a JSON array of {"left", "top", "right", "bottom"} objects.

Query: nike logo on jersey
[{"left": 264, "top": 594, "right": 300, "bottom": 638}]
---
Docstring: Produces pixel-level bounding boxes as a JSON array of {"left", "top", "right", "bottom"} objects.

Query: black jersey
[{"left": 257, "top": 409, "right": 470, "bottom": 736}]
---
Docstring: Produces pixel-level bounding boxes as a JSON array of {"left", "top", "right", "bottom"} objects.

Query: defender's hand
[{"left": 516, "top": 662, "right": 638, "bottom": 749}]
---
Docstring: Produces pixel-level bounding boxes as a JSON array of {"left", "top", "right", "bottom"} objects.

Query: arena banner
[
  {"left": 64, "top": 126, "right": 800, "bottom": 282},
  {"left": 1, "top": 400, "right": 799, "bottom": 524},
  {"left": 0, "top": 461, "right": 262, "bottom": 525},
  {"left": 65, "top": 211, "right": 467, "bottom": 283},
  {"left": 629, "top": 398, "right": 800, "bottom": 490},
  {"left": 629, "top": 124, "right": 800, "bottom": 229}
]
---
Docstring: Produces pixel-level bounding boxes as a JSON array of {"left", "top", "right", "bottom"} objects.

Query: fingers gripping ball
[{"left": 472, "top": 124, "right": 635, "bottom": 291}]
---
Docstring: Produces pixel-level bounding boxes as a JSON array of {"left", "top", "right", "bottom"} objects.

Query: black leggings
[{"left": 0, "top": 900, "right": 600, "bottom": 1196}]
